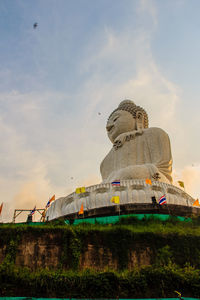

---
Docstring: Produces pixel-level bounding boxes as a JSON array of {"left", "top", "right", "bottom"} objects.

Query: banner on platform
[
  {"left": 30, "top": 206, "right": 36, "bottom": 215},
  {"left": 145, "top": 178, "right": 152, "bottom": 185},
  {"left": 159, "top": 195, "right": 167, "bottom": 205},
  {"left": 78, "top": 203, "right": 84, "bottom": 215},
  {"left": 111, "top": 196, "right": 120, "bottom": 204},
  {"left": 111, "top": 181, "right": 120, "bottom": 186},
  {"left": 76, "top": 187, "right": 86, "bottom": 194},
  {"left": 178, "top": 181, "right": 184, "bottom": 188},
  {"left": 46, "top": 195, "right": 55, "bottom": 208},
  {"left": 193, "top": 199, "right": 200, "bottom": 207}
]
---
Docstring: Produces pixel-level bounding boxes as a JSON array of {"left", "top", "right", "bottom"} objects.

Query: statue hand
[
  {"left": 113, "top": 131, "right": 138, "bottom": 150},
  {"left": 113, "top": 132, "right": 127, "bottom": 149}
]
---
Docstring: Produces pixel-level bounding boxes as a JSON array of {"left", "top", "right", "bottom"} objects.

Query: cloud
[
  {"left": 137, "top": 0, "right": 157, "bottom": 27},
  {"left": 79, "top": 16, "right": 180, "bottom": 134},
  {"left": 0, "top": 87, "right": 104, "bottom": 222},
  {"left": 1, "top": 159, "right": 52, "bottom": 222},
  {"left": 1, "top": 0, "right": 199, "bottom": 222},
  {"left": 173, "top": 164, "right": 200, "bottom": 199}
]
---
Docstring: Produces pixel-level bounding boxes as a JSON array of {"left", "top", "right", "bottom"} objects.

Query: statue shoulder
[{"left": 144, "top": 127, "right": 170, "bottom": 139}]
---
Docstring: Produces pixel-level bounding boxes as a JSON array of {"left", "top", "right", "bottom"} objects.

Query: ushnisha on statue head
[{"left": 106, "top": 100, "right": 149, "bottom": 143}]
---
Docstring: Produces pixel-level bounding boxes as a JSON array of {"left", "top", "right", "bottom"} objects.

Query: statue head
[{"left": 106, "top": 100, "right": 149, "bottom": 143}]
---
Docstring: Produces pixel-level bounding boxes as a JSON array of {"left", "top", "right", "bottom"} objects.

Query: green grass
[{"left": 1, "top": 216, "right": 200, "bottom": 297}]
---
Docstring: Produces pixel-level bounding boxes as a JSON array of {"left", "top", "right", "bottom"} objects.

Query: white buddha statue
[
  {"left": 45, "top": 99, "right": 196, "bottom": 222},
  {"left": 100, "top": 100, "right": 172, "bottom": 184}
]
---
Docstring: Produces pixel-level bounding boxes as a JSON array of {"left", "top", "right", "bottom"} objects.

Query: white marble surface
[
  {"left": 46, "top": 180, "right": 195, "bottom": 220},
  {"left": 46, "top": 100, "right": 194, "bottom": 221},
  {"left": 100, "top": 100, "right": 173, "bottom": 184}
]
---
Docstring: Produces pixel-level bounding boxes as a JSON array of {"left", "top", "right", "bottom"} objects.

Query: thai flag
[
  {"left": 111, "top": 181, "right": 120, "bottom": 186},
  {"left": 30, "top": 206, "right": 36, "bottom": 215},
  {"left": 159, "top": 195, "right": 167, "bottom": 205}
]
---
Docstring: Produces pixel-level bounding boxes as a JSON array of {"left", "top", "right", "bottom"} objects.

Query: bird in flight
[{"left": 33, "top": 23, "right": 38, "bottom": 29}]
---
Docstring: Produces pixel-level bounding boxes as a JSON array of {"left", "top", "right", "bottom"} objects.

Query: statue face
[{"left": 106, "top": 110, "right": 136, "bottom": 143}]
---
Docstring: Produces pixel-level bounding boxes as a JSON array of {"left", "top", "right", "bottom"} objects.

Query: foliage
[
  {"left": 1, "top": 217, "right": 200, "bottom": 297},
  {"left": 1, "top": 218, "right": 200, "bottom": 270},
  {"left": 48, "top": 218, "right": 66, "bottom": 226},
  {"left": 155, "top": 245, "right": 173, "bottom": 266},
  {"left": 0, "top": 264, "right": 200, "bottom": 298}
]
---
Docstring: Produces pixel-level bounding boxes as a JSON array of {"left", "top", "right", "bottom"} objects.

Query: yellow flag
[
  {"left": 145, "top": 178, "right": 152, "bottom": 185},
  {"left": 76, "top": 187, "right": 86, "bottom": 194},
  {"left": 111, "top": 196, "right": 120, "bottom": 204},
  {"left": 81, "top": 187, "right": 86, "bottom": 193},
  {"left": 78, "top": 203, "right": 84, "bottom": 215},
  {"left": 178, "top": 181, "right": 184, "bottom": 188},
  {"left": 193, "top": 199, "right": 200, "bottom": 207}
]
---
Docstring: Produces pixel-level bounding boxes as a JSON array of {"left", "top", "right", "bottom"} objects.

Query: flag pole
[
  {"left": 0, "top": 203, "right": 3, "bottom": 222},
  {"left": 183, "top": 185, "right": 189, "bottom": 206},
  {"left": 164, "top": 191, "right": 171, "bottom": 216},
  {"left": 166, "top": 202, "right": 171, "bottom": 216},
  {"left": 164, "top": 193, "right": 171, "bottom": 216}
]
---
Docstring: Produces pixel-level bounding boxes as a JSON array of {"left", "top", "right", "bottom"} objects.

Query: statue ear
[{"left": 136, "top": 111, "right": 144, "bottom": 130}]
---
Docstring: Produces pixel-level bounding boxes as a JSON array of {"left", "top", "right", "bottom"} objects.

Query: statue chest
[{"left": 100, "top": 138, "right": 148, "bottom": 179}]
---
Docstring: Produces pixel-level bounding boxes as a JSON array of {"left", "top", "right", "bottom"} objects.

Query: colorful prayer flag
[
  {"left": 145, "top": 178, "right": 152, "bottom": 185},
  {"left": 111, "top": 181, "right": 120, "bottom": 186},
  {"left": 0, "top": 203, "right": 3, "bottom": 216},
  {"left": 75, "top": 187, "right": 86, "bottom": 194},
  {"left": 159, "top": 195, "right": 167, "bottom": 205},
  {"left": 45, "top": 195, "right": 55, "bottom": 208},
  {"left": 49, "top": 195, "right": 55, "bottom": 202},
  {"left": 111, "top": 196, "right": 120, "bottom": 204},
  {"left": 46, "top": 201, "right": 50, "bottom": 208},
  {"left": 193, "top": 199, "right": 200, "bottom": 207},
  {"left": 78, "top": 203, "right": 84, "bottom": 215},
  {"left": 178, "top": 181, "right": 185, "bottom": 188},
  {"left": 30, "top": 206, "right": 36, "bottom": 215}
]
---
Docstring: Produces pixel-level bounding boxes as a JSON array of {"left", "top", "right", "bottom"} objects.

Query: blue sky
[{"left": 0, "top": 0, "right": 200, "bottom": 221}]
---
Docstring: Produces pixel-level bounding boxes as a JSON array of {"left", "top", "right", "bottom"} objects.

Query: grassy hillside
[{"left": 1, "top": 216, "right": 200, "bottom": 298}]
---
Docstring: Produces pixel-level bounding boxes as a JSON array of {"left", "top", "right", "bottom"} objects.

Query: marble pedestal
[{"left": 46, "top": 180, "right": 197, "bottom": 221}]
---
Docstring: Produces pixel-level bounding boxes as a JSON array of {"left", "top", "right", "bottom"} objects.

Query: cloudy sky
[{"left": 0, "top": 0, "right": 200, "bottom": 222}]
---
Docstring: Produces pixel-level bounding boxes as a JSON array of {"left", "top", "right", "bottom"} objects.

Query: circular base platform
[{"left": 46, "top": 179, "right": 198, "bottom": 221}]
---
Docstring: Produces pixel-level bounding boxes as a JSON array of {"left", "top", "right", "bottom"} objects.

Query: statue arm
[{"left": 113, "top": 130, "right": 143, "bottom": 149}]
